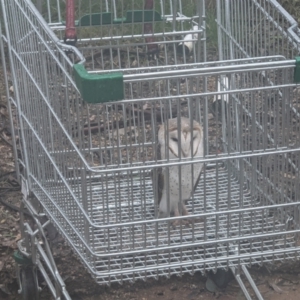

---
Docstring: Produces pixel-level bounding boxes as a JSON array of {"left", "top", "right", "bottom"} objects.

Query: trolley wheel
[{"left": 20, "top": 267, "right": 39, "bottom": 300}]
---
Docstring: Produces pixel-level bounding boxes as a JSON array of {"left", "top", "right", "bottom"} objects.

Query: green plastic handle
[
  {"left": 13, "top": 250, "right": 33, "bottom": 265},
  {"left": 73, "top": 64, "right": 124, "bottom": 103}
]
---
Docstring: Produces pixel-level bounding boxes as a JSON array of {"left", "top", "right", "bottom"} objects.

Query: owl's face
[{"left": 158, "top": 117, "right": 203, "bottom": 158}]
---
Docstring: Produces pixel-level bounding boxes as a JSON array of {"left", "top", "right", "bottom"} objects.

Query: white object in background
[
  {"left": 214, "top": 76, "right": 230, "bottom": 103},
  {"left": 178, "top": 25, "right": 199, "bottom": 55}
]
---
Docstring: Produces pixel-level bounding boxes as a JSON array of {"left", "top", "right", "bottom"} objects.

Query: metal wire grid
[
  {"left": 6, "top": 57, "right": 300, "bottom": 284},
  {"left": 217, "top": 0, "right": 300, "bottom": 60},
  {"left": 31, "top": 164, "right": 298, "bottom": 284},
  {"left": 33, "top": 0, "right": 201, "bottom": 26},
  {"left": 32, "top": 0, "right": 206, "bottom": 63},
  {"left": 1, "top": 0, "right": 300, "bottom": 284}
]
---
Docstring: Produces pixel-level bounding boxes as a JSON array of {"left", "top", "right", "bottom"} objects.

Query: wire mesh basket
[{"left": 1, "top": 0, "right": 300, "bottom": 297}]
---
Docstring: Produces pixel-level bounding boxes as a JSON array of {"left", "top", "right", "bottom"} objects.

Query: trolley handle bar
[
  {"left": 64, "top": 0, "right": 77, "bottom": 45},
  {"left": 144, "top": 0, "right": 158, "bottom": 55}
]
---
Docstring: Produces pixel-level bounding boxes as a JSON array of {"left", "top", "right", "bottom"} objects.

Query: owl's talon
[
  {"left": 171, "top": 217, "right": 205, "bottom": 229},
  {"left": 171, "top": 218, "right": 191, "bottom": 228}
]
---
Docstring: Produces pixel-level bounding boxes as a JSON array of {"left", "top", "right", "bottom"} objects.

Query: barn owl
[{"left": 153, "top": 117, "right": 204, "bottom": 226}]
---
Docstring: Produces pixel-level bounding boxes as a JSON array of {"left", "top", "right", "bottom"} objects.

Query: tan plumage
[{"left": 153, "top": 117, "right": 204, "bottom": 225}]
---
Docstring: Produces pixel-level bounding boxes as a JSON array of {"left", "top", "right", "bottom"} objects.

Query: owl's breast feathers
[{"left": 152, "top": 117, "right": 204, "bottom": 211}]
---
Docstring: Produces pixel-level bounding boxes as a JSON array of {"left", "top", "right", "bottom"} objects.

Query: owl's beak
[
  {"left": 178, "top": 131, "right": 188, "bottom": 157},
  {"left": 181, "top": 144, "right": 190, "bottom": 157}
]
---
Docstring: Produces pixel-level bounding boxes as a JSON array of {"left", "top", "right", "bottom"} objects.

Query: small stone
[
  {"left": 131, "top": 60, "right": 137, "bottom": 67},
  {"left": 170, "top": 285, "right": 178, "bottom": 291},
  {"left": 157, "top": 291, "right": 164, "bottom": 296}
]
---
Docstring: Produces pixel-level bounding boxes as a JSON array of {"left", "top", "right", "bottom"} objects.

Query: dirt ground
[{"left": 1, "top": 1, "right": 300, "bottom": 299}]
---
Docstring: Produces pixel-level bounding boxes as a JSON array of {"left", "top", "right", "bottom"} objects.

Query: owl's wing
[
  {"left": 193, "top": 167, "right": 203, "bottom": 194},
  {"left": 152, "top": 167, "right": 164, "bottom": 205},
  {"left": 192, "top": 132, "right": 204, "bottom": 194},
  {"left": 151, "top": 134, "right": 164, "bottom": 205}
]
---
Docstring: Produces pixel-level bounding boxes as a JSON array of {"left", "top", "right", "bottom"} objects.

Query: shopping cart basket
[{"left": 1, "top": 0, "right": 300, "bottom": 299}]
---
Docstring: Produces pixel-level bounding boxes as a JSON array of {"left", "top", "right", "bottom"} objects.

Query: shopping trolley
[{"left": 1, "top": 0, "right": 300, "bottom": 299}]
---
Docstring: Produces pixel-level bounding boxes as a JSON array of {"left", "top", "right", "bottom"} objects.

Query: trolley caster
[
  {"left": 20, "top": 267, "right": 39, "bottom": 300},
  {"left": 14, "top": 251, "right": 39, "bottom": 300},
  {"left": 206, "top": 269, "right": 234, "bottom": 292}
]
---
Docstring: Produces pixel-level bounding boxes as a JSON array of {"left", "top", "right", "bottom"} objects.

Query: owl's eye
[{"left": 171, "top": 137, "right": 178, "bottom": 142}]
